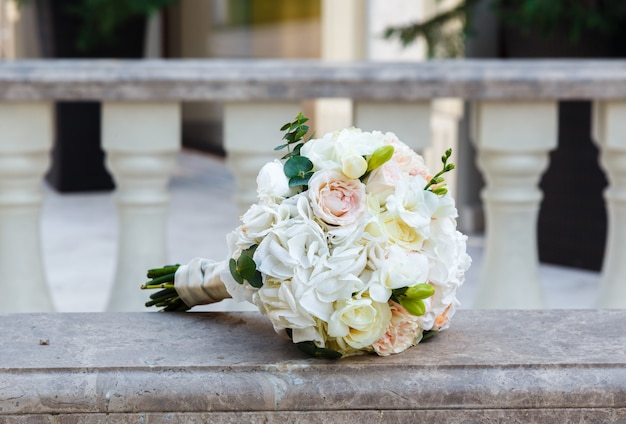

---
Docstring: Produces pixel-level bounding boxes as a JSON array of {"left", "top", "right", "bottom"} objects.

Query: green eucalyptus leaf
[
  {"left": 400, "top": 298, "right": 427, "bottom": 316},
  {"left": 229, "top": 258, "right": 244, "bottom": 284},
  {"left": 284, "top": 156, "right": 314, "bottom": 178},
  {"left": 242, "top": 244, "right": 258, "bottom": 257},
  {"left": 280, "top": 122, "right": 291, "bottom": 131},
  {"left": 405, "top": 283, "right": 435, "bottom": 300},
  {"left": 237, "top": 255, "right": 258, "bottom": 281},
  {"left": 289, "top": 171, "right": 313, "bottom": 187},
  {"left": 296, "top": 341, "right": 342, "bottom": 359},
  {"left": 422, "top": 329, "right": 439, "bottom": 342},
  {"left": 247, "top": 271, "right": 263, "bottom": 288}
]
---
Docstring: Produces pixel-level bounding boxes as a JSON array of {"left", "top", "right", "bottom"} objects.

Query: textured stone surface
[
  {"left": 2, "top": 59, "right": 626, "bottom": 101},
  {"left": 1, "top": 310, "right": 625, "bottom": 422}
]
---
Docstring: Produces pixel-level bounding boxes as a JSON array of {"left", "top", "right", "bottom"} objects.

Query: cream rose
[
  {"left": 379, "top": 210, "right": 425, "bottom": 251},
  {"left": 327, "top": 296, "right": 391, "bottom": 349},
  {"left": 308, "top": 169, "right": 367, "bottom": 226},
  {"left": 381, "top": 132, "right": 430, "bottom": 178},
  {"left": 366, "top": 160, "right": 402, "bottom": 204},
  {"left": 372, "top": 301, "right": 422, "bottom": 356}
]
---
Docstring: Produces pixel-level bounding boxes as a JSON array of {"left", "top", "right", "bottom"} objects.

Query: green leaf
[
  {"left": 237, "top": 255, "right": 258, "bottom": 281},
  {"left": 296, "top": 341, "right": 342, "bottom": 359},
  {"left": 280, "top": 122, "right": 291, "bottom": 131},
  {"left": 229, "top": 258, "right": 244, "bottom": 284},
  {"left": 247, "top": 271, "right": 263, "bottom": 289},
  {"left": 289, "top": 171, "right": 313, "bottom": 187},
  {"left": 422, "top": 329, "right": 439, "bottom": 342},
  {"left": 284, "top": 156, "right": 314, "bottom": 178},
  {"left": 404, "top": 283, "right": 435, "bottom": 300}
]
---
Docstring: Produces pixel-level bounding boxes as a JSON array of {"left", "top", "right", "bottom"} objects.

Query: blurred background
[{"left": 1, "top": 0, "right": 621, "bottom": 311}]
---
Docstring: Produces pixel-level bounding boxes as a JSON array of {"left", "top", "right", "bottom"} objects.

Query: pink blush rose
[
  {"left": 372, "top": 301, "right": 421, "bottom": 356},
  {"left": 308, "top": 169, "right": 367, "bottom": 226}
]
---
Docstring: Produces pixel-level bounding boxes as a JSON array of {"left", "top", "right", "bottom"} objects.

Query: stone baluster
[
  {"left": 355, "top": 99, "right": 464, "bottom": 197},
  {"left": 0, "top": 102, "right": 55, "bottom": 312},
  {"left": 472, "top": 101, "right": 557, "bottom": 309},
  {"left": 224, "top": 102, "right": 302, "bottom": 214},
  {"left": 102, "top": 102, "right": 180, "bottom": 312},
  {"left": 592, "top": 101, "right": 626, "bottom": 308}
]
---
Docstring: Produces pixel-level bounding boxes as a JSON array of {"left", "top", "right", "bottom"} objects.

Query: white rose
[
  {"left": 328, "top": 296, "right": 391, "bottom": 349},
  {"left": 379, "top": 210, "right": 426, "bottom": 251},
  {"left": 239, "top": 202, "right": 291, "bottom": 244},
  {"left": 335, "top": 128, "right": 383, "bottom": 158},
  {"left": 301, "top": 128, "right": 385, "bottom": 173},
  {"left": 256, "top": 159, "right": 295, "bottom": 201},
  {"left": 300, "top": 132, "right": 338, "bottom": 171}
]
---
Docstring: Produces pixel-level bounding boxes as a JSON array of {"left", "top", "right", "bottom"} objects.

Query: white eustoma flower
[
  {"left": 369, "top": 244, "right": 430, "bottom": 303},
  {"left": 385, "top": 175, "right": 438, "bottom": 230}
]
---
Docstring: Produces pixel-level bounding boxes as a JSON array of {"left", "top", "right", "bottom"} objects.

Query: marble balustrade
[
  {"left": 1, "top": 59, "right": 625, "bottom": 311},
  {"left": 1, "top": 310, "right": 625, "bottom": 422}
]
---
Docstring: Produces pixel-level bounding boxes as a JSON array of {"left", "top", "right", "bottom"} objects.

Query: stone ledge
[
  {"left": 2, "top": 59, "right": 626, "bottom": 101},
  {"left": 1, "top": 310, "right": 625, "bottom": 422}
]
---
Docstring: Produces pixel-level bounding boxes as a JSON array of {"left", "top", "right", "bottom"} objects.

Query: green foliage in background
[
  {"left": 384, "top": 0, "right": 626, "bottom": 58},
  {"left": 68, "top": 0, "right": 178, "bottom": 52},
  {"left": 15, "top": 0, "right": 178, "bottom": 52}
]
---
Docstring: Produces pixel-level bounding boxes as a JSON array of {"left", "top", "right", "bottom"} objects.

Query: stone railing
[
  {"left": 2, "top": 310, "right": 625, "bottom": 421},
  {"left": 1, "top": 59, "right": 626, "bottom": 312}
]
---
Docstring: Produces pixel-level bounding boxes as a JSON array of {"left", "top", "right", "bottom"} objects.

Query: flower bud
[
  {"left": 367, "top": 145, "right": 395, "bottom": 172},
  {"left": 341, "top": 153, "right": 368, "bottom": 179},
  {"left": 405, "top": 283, "right": 435, "bottom": 300},
  {"left": 399, "top": 298, "right": 426, "bottom": 316}
]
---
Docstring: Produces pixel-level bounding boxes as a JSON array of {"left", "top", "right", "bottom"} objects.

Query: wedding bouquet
[{"left": 142, "top": 113, "right": 471, "bottom": 359}]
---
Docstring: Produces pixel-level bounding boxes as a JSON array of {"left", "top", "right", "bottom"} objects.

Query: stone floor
[{"left": 41, "top": 150, "right": 601, "bottom": 312}]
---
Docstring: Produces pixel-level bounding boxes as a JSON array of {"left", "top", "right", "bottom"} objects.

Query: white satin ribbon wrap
[{"left": 174, "top": 258, "right": 232, "bottom": 307}]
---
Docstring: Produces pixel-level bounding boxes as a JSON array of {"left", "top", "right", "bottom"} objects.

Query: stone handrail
[
  {"left": 2, "top": 310, "right": 625, "bottom": 421},
  {"left": 1, "top": 59, "right": 626, "bottom": 100},
  {"left": 1, "top": 59, "right": 626, "bottom": 311}
]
